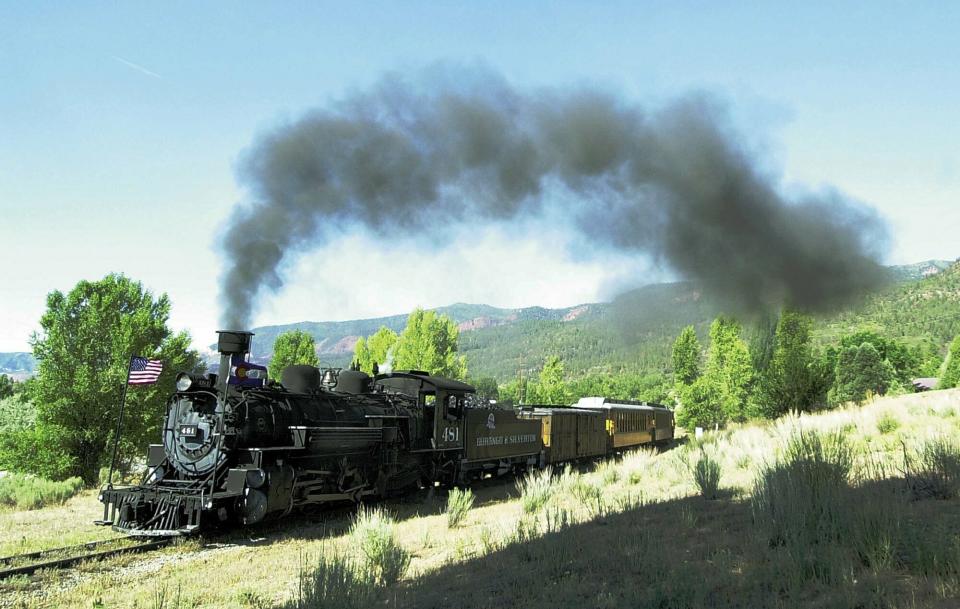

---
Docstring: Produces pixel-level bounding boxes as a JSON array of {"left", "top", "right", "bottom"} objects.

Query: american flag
[{"left": 128, "top": 357, "right": 163, "bottom": 385}]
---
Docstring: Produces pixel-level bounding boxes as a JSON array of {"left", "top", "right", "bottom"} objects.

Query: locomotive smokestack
[
  {"left": 217, "top": 68, "right": 889, "bottom": 326},
  {"left": 215, "top": 330, "right": 254, "bottom": 393}
]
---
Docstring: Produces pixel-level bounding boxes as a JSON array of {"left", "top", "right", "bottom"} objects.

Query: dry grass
[
  {"left": 0, "top": 490, "right": 123, "bottom": 557},
  {"left": 1, "top": 388, "right": 958, "bottom": 608}
]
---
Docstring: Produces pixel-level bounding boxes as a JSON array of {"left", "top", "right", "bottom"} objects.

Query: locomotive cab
[{"left": 373, "top": 371, "right": 473, "bottom": 451}]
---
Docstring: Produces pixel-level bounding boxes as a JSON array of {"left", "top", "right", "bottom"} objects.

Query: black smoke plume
[{"left": 219, "top": 69, "right": 888, "bottom": 328}]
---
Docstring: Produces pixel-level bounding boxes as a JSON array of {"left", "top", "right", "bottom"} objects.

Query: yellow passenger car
[{"left": 573, "top": 397, "right": 675, "bottom": 451}]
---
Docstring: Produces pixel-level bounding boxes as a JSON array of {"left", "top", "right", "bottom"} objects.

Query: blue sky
[{"left": 1, "top": 2, "right": 958, "bottom": 351}]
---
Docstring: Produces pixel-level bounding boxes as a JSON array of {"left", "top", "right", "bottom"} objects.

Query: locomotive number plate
[{"left": 179, "top": 424, "right": 199, "bottom": 437}]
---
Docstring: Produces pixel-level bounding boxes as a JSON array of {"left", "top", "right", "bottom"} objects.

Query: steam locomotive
[{"left": 98, "top": 330, "right": 673, "bottom": 536}]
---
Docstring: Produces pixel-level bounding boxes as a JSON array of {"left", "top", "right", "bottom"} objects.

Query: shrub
[
  {"left": 349, "top": 507, "right": 410, "bottom": 586},
  {"left": 0, "top": 425, "right": 73, "bottom": 481},
  {"left": 692, "top": 450, "right": 721, "bottom": 499},
  {"left": 289, "top": 551, "right": 376, "bottom": 609},
  {"left": 596, "top": 460, "right": 621, "bottom": 486},
  {"left": 445, "top": 487, "right": 474, "bottom": 528},
  {"left": 0, "top": 474, "right": 84, "bottom": 510},
  {"left": 752, "top": 431, "right": 853, "bottom": 550},
  {"left": 876, "top": 412, "right": 900, "bottom": 435},
  {"left": 570, "top": 478, "right": 605, "bottom": 516},
  {"left": 515, "top": 467, "right": 554, "bottom": 514},
  {"left": 905, "top": 437, "right": 960, "bottom": 500}
]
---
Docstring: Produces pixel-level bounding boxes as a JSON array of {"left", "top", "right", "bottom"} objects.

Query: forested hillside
[{"left": 817, "top": 260, "right": 960, "bottom": 350}]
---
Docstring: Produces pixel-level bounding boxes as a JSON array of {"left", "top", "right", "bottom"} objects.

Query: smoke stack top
[{"left": 218, "top": 69, "right": 889, "bottom": 327}]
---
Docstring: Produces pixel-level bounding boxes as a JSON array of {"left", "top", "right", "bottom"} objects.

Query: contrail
[
  {"left": 217, "top": 68, "right": 889, "bottom": 328},
  {"left": 111, "top": 55, "right": 162, "bottom": 79}
]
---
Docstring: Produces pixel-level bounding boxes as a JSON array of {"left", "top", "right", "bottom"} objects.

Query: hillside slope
[{"left": 818, "top": 259, "right": 960, "bottom": 349}]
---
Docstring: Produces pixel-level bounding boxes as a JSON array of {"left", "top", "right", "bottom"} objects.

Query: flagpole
[{"left": 106, "top": 355, "right": 135, "bottom": 490}]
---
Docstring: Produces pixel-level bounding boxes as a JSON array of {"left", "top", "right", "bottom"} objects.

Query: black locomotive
[{"left": 98, "top": 330, "right": 673, "bottom": 536}]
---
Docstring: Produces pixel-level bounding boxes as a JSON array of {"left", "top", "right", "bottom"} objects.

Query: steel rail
[{"left": 0, "top": 537, "right": 172, "bottom": 579}]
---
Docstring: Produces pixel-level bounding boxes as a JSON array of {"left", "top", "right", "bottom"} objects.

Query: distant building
[{"left": 912, "top": 377, "right": 939, "bottom": 392}]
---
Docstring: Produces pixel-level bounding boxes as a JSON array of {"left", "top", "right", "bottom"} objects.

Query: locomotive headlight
[{"left": 175, "top": 373, "right": 194, "bottom": 392}]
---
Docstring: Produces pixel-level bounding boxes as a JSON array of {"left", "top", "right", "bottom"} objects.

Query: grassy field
[{"left": 2, "top": 389, "right": 959, "bottom": 608}]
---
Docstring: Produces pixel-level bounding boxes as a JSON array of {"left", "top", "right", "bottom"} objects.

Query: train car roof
[
  {"left": 373, "top": 371, "right": 475, "bottom": 393},
  {"left": 522, "top": 407, "right": 605, "bottom": 416},
  {"left": 574, "top": 397, "right": 670, "bottom": 411}
]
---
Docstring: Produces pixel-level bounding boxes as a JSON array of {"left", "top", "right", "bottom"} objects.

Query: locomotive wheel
[{"left": 238, "top": 488, "right": 269, "bottom": 525}]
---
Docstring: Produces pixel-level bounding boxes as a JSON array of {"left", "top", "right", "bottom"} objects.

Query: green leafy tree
[
  {"left": 831, "top": 342, "right": 896, "bottom": 404},
  {"left": 758, "top": 311, "right": 828, "bottom": 417},
  {"left": 0, "top": 393, "right": 35, "bottom": 434},
  {"left": 671, "top": 326, "right": 701, "bottom": 386},
  {"left": 0, "top": 375, "right": 14, "bottom": 400},
  {"left": 834, "top": 329, "right": 918, "bottom": 386},
  {"left": 354, "top": 326, "right": 399, "bottom": 374},
  {"left": 393, "top": 308, "right": 467, "bottom": 379},
  {"left": 704, "top": 317, "right": 755, "bottom": 423},
  {"left": 940, "top": 334, "right": 960, "bottom": 388},
  {"left": 472, "top": 377, "right": 500, "bottom": 400},
  {"left": 269, "top": 330, "right": 320, "bottom": 380},
  {"left": 532, "top": 356, "right": 569, "bottom": 404},
  {"left": 497, "top": 377, "right": 528, "bottom": 407},
  {"left": 21, "top": 274, "right": 201, "bottom": 484},
  {"left": 675, "top": 317, "right": 754, "bottom": 427},
  {"left": 567, "top": 372, "right": 670, "bottom": 404},
  {"left": 675, "top": 375, "right": 724, "bottom": 430}
]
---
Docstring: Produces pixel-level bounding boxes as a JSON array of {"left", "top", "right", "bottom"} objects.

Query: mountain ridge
[{"left": 3, "top": 259, "right": 957, "bottom": 380}]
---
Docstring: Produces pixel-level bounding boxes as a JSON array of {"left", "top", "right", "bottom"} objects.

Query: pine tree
[
  {"left": 832, "top": 342, "right": 895, "bottom": 404},
  {"left": 760, "top": 310, "right": 826, "bottom": 417}
]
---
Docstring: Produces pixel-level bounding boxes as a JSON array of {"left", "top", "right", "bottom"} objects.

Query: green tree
[
  {"left": 675, "top": 317, "right": 754, "bottom": 428},
  {"left": 567, "top": 372, "right": 670, "bottom": 404},
  {"left": 269, "top": 330, "right": 320, "bottom": 380},
  {"left": 675, "top": 375, "right": 724, "bottom": 430},
  {"left": 704, "top": 317, "right": 755, "bottom": 423},
  {"left": 834, "top": 329, "right": 918, "bottom": 386},
  {"left": 671, "top": 326, "right": 701, "bottom": 386},
  {"left": 497, "top": 377, "right": 528, "bottom": 407},
  {"left": 354, "top": 326, "right": 399, "bottom": 374},
  {"left": 832, "top": 342, "right": 895, "bottom": 404},
  {"left": 758, "top": 311, "right": 827, "bottom": 417},
  {"left": 940, "top": 334, "right": 960, "bottom": 388},
  {"left": 393, "top": 308, "right": 467, "bottom": 379},
  {"left": 472, "top": 377, "right": 500, "bottom": 400},
  {"left": 532, "top": 356, "right": 569, "bottom": 404},
  {"left": 0, "top": 375, "right": 14, "bottom": 400},
  {"left": 23, "top": 274, "right": 201, "bottom": 484}
]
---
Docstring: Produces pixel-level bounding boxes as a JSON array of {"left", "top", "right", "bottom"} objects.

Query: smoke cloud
[{"left": 219, "top": 69, "right": 889, "bottom": 328}]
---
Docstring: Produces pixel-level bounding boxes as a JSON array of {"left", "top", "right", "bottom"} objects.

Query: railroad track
[{"left": 0, "top": 537, "right": 172, "bottom": 579}]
